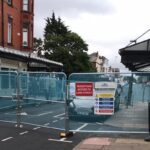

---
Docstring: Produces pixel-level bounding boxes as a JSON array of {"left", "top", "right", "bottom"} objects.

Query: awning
[
  {"left": 119, "top": 39, "right": 150, "bottom": 71},
  {"left": 0, "top": 46, "right": 63, "bottom": 69}
]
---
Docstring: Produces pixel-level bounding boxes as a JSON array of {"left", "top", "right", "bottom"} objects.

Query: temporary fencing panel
[
  {"left": 0, "top": 71, "right": 66, "bottom": 129},
  {"left": 67, "top": 72, "right": 149, "bottom": 134},
  {"left": 0, "top": 71, "right": 17, "bottom": 123},
  {"left": 0, "top": 71, "right": 150, "bottom": 134}
]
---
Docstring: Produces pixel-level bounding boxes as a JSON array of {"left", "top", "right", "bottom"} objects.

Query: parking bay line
[
  {"left": 5, "top": 111, "right": 53, "bottom": 117},
  {"left": 48, "top": 138, "right": 72, "bottom": 143},
  {"left": 53, "top": 113, "right": 65, "bottom": 118},
  {"left": 59, "top": 117, "right": 64, "bottom": 120},
  {"left": 44, "top": 123, "right": 50, "bottom": 126},
  {"left": 33, "top": 127, "right": 41, "bottom": 130},
  {"left": 19, "top": 131, "right": 29, "bottom": 135},
  {"left": 52, "top": 120, "right": 58, "bottom": 123},
  {"left": 37, "top": 111, "right": 53, "bottom": 116},
  {"left": 73, "top": 123, "right": 88, "bottom": 134},
  {"left": 1, "top": 137, "right": 13, "bottom": 142}
]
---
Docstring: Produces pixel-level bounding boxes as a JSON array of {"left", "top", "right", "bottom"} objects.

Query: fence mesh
[{"left": 67, "top": 73, "right": 149, "bottom": 133}]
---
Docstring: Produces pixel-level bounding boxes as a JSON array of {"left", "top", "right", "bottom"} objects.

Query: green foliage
[
  {"left": 43, "top": 12, "right": 95, "bottom": 75},
  {"left": 33, "top": 37, "right": 43, "bottom": 56},
  {"left": 123, "top": 76, "right": 136, "bottom": 83},
  {"left": 137, "top": 76, "right": 150, "bottom": 83}
]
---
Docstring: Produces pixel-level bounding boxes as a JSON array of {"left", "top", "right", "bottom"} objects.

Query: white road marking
[
  {"left": 5, "top": 111, "right": 53, "bottom": 117},
  {"left": 33, "top": 127, "right": 41, "bottom": 130},
  {"left": 52, "top": 120, "right": 58, "bottom": 123},
  {"left": 5, "top": 113, "right": 16, "bottom": 115},
  {"left": 53, "top": 113, "right": 65, "bottom": 118},
  {"left": 44, "top": 123, "right": 50, "bottom": 126},
  {"left": 1, "top": 137, "right": 13, "bottom": 142},
  {"left": 48, "top": 138, "right": 72, "bottom": 143},
  {"left": 19, "top": 131, "right": 28, "bottom": 135},
  {"left": 59, "top": 117, "right": 64, "bottom": 120},
  {"left": 20, "top": 112, "right": 28, "bottom": 116},
  {"left": 74, "top": 123, "right": 88, "bottom": 134},
  {"left": 37, "top": 111, "right": 53, "bottom": 116},
  {"left": 96, "top": 122, "right": 104, "bottom": 125},
  {"left": 60, "top": 138, "right": 66, "bottom": 141}
]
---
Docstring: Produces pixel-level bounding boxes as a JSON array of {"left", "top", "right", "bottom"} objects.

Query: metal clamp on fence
[{"left": 12, "top": 94, "right": 24, "bottom": 101}]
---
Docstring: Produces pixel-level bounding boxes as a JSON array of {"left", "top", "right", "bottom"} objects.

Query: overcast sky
[{"left": 34, "top": 0, "right": 150, "bottom": 71}]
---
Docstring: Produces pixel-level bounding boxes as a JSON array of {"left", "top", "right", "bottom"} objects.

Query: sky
[{"left": 34, "top": 0, "right": 150, "bottom": 72}]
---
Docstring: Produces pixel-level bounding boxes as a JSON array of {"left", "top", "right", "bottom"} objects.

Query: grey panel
[{"left": 125, "top": 41, "right": 147, "bottom": 51}]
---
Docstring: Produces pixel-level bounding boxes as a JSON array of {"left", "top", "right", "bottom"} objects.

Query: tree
[
  {"left": 33, "top": 37, "right": 43, "bottom": 56},
  {"left": 43, "top": 12, "right": 94, "bottom": 75}
]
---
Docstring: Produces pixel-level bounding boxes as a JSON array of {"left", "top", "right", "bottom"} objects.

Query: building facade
[
  {"left": 89, "top": 52, "right": 120, "bottom": 73},
  {"left": 0, "top": 0, "right": 34, "bottom": 51},
  {"left": 0, "top": 0, "right": 63, "bottom": 71},
  {"left": 89, "top": 52, "right": 109, "bottom": 72}
]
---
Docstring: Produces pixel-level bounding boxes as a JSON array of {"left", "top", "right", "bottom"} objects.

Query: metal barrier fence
[
  {"left": 67, "top": 72, "right": 150, "bottom": 134},
  {"left": 0, "top": 71, "right": 149, "bottom": 135},
  {"left": 0, "top": 71, "right": 66, "bottom": 129}
]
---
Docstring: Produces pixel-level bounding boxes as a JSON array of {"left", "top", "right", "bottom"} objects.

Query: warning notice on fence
[
  {"left": 75, "top": 82, "right": 93, "bottom": 96},
  {"left": 94, "top": 82, "right": 117, "bottom": 115}
]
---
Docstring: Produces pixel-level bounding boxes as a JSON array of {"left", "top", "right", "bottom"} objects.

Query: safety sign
[
  {"left": 94, "top": 82, "right": 117, "bottom": 115},
  {"left": 75, "top": 82, "right": 93, "bottom": 96}
]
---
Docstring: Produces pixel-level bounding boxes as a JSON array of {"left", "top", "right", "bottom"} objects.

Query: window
[
  {"left": 1, "top": 68, "right": 9, "bottom": 89},
  {"left": 8, "top": 17, "right": 13, "bottom": 44},
  {"left": 31, "top": 1, "right": 33, "bottom": 13},
  {"left": 23, "top": 0, "right": 29, "bottom": 11},
  {"left": 7, "top": 0, "right": 12, "bottom": 5},
  {"left": 22, "top": 25, "right": 28, "bottom": 47}
]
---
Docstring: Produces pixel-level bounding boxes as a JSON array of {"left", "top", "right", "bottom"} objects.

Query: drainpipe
[{"left": 1, "top": 0, "right": 4, "bottom": 47}]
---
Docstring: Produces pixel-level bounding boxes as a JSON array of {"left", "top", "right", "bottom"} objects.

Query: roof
[
  {"left": 89, "top": 52, "right": 108, "bottom": 63},
  {"left": 0, "top": 46, "right": 63, "bottom": 67},
  {"left": 119, "top": 39, "right": 150, "bottom": 71}
]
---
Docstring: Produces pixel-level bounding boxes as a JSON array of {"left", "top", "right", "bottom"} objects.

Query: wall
[{"left": 0, "top": 0, "right": 34, "bottom": 51}]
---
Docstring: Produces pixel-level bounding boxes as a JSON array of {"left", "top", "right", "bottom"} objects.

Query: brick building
[
  {"left": 0, "top": 0, "right": 63, "bottom": 71},
  {"left": 0, "top": 0, "right": 34, "bottom": 51}
]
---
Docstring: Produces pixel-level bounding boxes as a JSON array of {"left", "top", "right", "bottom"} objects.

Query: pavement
[
  {"left": 72, "top": 102, "right": 150, "bottom": 150},
  {"left": 73, "top": 137, "right": 150, "bottom": 150}
]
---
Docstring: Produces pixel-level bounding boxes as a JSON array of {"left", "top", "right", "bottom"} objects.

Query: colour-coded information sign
[
  {"left": 75, "top": 82, "right": 93, "bottom": 96},
  {"left": 94, "top": 96, "right": 114, "bottom": 115},
  {"left": 94, "top": 82, "right": 117, "bottom": 115}
]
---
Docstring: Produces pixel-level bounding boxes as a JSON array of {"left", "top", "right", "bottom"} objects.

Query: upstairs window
[
  {"left": 7, "top": 0, "right": 12, "bottom": 6},
  {"left": 22, "top": 24, "right": 29, "bottom": 47},
  {"left": 23, "top": 0, "right": 29, "bottom": 11},
  {"left": 8, "top": 17, "right": 13, "bottom": 44}
]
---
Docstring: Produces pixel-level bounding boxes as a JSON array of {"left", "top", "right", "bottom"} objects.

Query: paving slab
[{"left": 73, "top": 137, "right": 150, "bottom": 150}]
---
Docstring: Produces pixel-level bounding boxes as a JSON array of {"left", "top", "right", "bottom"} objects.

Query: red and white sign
[
  {"left": 95, "top": 109, "right": 114, "bottom": 113},
  {"left": 75, "top": 82, "right": 93, "bottom": 96}
]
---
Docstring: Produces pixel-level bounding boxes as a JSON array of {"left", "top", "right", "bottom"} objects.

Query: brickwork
[{"left": 0, "top": 0, "right": 34, "bottom": 52}]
